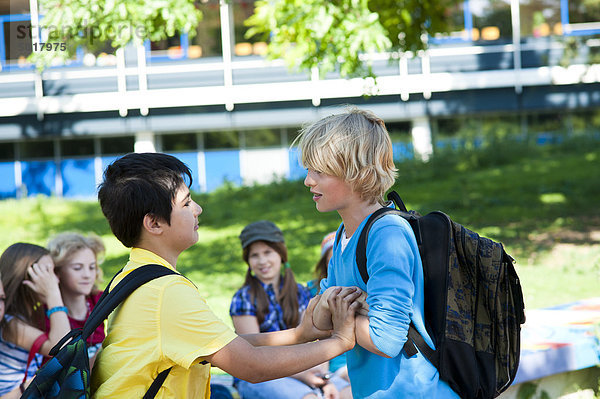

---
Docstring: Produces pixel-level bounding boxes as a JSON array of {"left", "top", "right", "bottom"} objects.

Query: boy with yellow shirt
[{"left": 91, "top": 152, "right": 361, "bottom": 398}]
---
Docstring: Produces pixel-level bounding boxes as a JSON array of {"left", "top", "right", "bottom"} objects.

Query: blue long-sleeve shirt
[{"left": 320, "top": 212, "right": 459, "bottom": 398}]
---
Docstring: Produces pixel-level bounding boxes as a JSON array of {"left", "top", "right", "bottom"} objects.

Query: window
[
  {"left": 0, "top": 143, "right": 15, "bottom": 161},
  {"left": 233, "top": 0, "right": 266, "bottom": 57},
  {"left": 61, "top": 138, "right": 95, "bottom": 156},
  {"left": 244, "top": 128, "right": 280, "bottom": 148},
  {"left": 470, "top": 0, "right": 512, "bottom": 41},
  {"left": 204, "top": 131, "right": 239, "bottom": 149},
  {"left": 286, "top": 128, "right": 301, "bottom": 146},
  {"left": 100, "top": 136, "right": 134, "bottom": 155},
  {"left": 431, "top": 2, "right": 471, "bottom": 42},
  {"left": 162, "top": 133, "right": 197, "bottom": 151},
  {"left": 20, "top": 140, "right": 54, "bottom": 159},
  {"left": 83, "top": 41, "right": 118, "bottom": 67},
  {"left": 3, "top": 18, "right": 33, "bottom": 67},
  {"left": 148, "top": 35, "right": 185, "bottom": 60},
  {"left": 435, "top": 117, "right": 464, "bottom": 137},
  {"left": 568, "top": 0, "right": 600, "bottom": 25},
  {"left": 191, "top": 1, "right": 222, "bottom": 58},
  {"left": 386, "top": 122, "right": 411, "bottom": 143},
  {"left": 520, "top": 1, "right": 561, "bottom": 38}
]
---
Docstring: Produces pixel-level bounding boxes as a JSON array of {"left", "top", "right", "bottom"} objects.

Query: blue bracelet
[{"left": 46, "top": 306, "right": 68, "bottom": 317}]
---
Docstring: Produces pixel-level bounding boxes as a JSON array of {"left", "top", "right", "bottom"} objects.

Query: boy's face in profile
[
  {"left": 304, "top": 169, "right": 356, "bottom": 213},
  {"left": 161, "top": 184, "right": 203, "bottom": 253}
]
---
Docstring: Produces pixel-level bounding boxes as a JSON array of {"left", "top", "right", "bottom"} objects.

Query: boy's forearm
[
  {"left": 355, "top": 315, "right": 391, "bottom": 358},
  {"left": 209, "top": 336, "right": 350, "bottom": 383},
  {"left": 241, "top": 328, "right": 302, "bottom": 347},
  {"left": 249, "top": 339, "right": 348, "bottom": 382}
]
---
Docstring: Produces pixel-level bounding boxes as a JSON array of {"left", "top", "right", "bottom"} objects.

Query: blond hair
[
  {"left": 297, "top": 106, "right": 398, "bottom": 205},
  {"left": 47, "top": 232, "right": 105, "bottom": 293}
]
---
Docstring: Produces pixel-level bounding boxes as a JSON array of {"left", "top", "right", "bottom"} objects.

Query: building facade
[{"left": 0, "top": 0, "right": 599, "bottom": 198}]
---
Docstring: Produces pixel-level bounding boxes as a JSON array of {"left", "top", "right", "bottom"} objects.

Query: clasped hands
[
  {"left": 313, "top": 286, "right": 368, "bottom": 331},
  {"left": 296, "top": 286, "right": 368, "bottom": 345}
]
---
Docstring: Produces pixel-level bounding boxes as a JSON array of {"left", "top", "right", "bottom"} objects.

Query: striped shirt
[{"left": 0, "top": 315, "right": 43, "bottom": 395}]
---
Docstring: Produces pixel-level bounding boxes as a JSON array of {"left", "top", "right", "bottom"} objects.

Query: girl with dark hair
[
  {"left": 230, "top": 221, "right": 350, "bottom": 399},
  {"left": 0, "top": 243, "right": 70, "bottom": 397}
]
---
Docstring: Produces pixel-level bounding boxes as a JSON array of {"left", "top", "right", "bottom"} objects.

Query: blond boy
[{"left": 298, "top": 107, "right": 459, "bottom": 398}]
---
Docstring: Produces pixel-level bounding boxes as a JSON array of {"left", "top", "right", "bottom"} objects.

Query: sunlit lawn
[{"left": 1, "top": 137, "right": 599, "bottom": 325}]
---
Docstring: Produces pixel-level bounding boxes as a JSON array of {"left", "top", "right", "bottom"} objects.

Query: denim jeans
[
  {"left": 210, "top": 383, "right": 234, "bottom": 399},
  {"left": 235, "top": 376, "right": 349, "bottom": 399}
]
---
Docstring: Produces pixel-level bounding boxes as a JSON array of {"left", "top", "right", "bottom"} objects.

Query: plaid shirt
[{"left": 229, "top": 280, "right": 311, "bottom": 332}]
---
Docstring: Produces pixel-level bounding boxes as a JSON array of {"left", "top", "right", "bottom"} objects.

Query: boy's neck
[
  {"left": 136, "top": 240, "right": 179, "bottom": 269},
  {"left": 339, "top": 201, "right": 381, "bottom": 238}
]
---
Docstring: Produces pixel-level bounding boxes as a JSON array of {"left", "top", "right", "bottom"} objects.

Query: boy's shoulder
[
  {"left": 365, "top": 212, "right": 412, "bottom": 236},
  {"left": 359, "top": 213, "right": 418, "bottom": 258}
]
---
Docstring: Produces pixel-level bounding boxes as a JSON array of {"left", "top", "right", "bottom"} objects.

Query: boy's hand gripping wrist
[
  {"left": 313, "top": 286, "right": 369, "bottom": 331},
  {"left": 296, "top": 295, "right": 332, "bottom": 343},
  {"left": 328, "top": 287, "right": 362, "bottom": 351}
]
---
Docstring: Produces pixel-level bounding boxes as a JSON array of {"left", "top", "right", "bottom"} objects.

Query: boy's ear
[{"left": 142, "top": 213, "right": 164, "bottom": 236}]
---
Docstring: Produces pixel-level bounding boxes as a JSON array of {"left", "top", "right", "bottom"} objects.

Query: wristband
[{"left": 46, "top": 306, "right": 68, "bottom": 317}]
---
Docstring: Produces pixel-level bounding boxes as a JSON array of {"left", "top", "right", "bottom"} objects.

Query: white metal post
[
  {"left": 29, "top": 0, "right": 44, "bottom": 120},
  {"left": 220, "top": 0, "right": 234, "bottom": 111},
  {"left": 511, "top": 0, "right": 522, "bottom": 94}
]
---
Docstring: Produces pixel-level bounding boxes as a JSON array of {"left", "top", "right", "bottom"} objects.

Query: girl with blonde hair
[{"left": 46, "top": 232, "right": 106, "bottom": 366}]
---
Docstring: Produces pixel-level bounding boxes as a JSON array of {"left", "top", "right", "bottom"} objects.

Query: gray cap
[{"left": 239, "top": 220, "right": 284, "bottom": 249}]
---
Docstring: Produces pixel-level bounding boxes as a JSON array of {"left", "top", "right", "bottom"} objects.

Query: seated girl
[
  {"left": 46, "top": 232, "right": 106, "bottom": 367},
  {"left": 230, "top": 221, "right": 351, "bottom": 399},
  {"left": 0, "top": 243, "right": 71, "bottom": 397}
]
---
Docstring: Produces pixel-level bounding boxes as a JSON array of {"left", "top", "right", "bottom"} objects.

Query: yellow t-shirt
[{"left": 91, "top": 248, "right": 237, "bottom": 398}]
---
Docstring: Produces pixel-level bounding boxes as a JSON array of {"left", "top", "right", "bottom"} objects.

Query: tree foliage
[
  {"left": 29, "top": 0, "right": 463, "bottom": 76},
  {"left": 245, "top": 0, "right": 462, "bottom": 77},
  {"left": 30, "top": 0, "right": 202, "bottom": 69}
]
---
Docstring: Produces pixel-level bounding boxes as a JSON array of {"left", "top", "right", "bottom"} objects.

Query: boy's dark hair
[{"left": 98, "top": 152, "right": 193, "bottom": 248}]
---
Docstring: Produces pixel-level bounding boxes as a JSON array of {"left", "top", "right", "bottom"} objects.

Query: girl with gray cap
[{"left": 230, "top": 220, "right": 350, "bottom": 399}]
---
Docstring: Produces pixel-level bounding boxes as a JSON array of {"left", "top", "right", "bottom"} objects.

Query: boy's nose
[{"left": 304, "top": 172, "right": 313, "bottom": 187}]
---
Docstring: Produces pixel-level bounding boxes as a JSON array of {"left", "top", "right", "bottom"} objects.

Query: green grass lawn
[{"left": 1, "top": 136, "right": 599, "bottom": 326}]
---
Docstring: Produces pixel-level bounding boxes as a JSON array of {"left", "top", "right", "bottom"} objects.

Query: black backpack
[
  {"left": 21, "top": 264, "right": 177, "bottom": 399},
  {"left": 344, "top": 191, "right": 526, "bottom": 399}
]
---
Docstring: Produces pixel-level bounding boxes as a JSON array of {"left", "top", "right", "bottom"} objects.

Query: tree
[
  {"left": 29, "top": 0, "right": 202, "bottom": 68},
  {"left": 30, "top": 0, "right": 462, "bottom": 76},
  {"left": 245, "top": 0, "right": 462, "bottom": 77}
]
